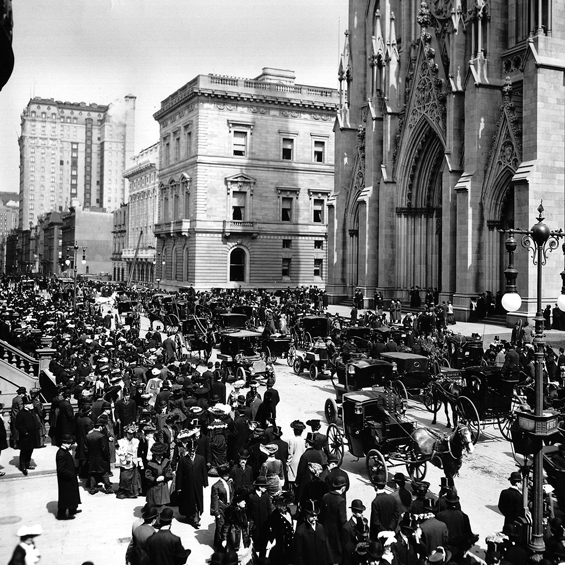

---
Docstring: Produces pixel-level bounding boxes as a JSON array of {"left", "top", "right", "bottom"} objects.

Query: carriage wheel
[
  {"left": 407, "top": 454, "right": 428, "bottom": 482},
  {"left": 293, "top": 358, "right": 303, "bottom": 375},
  {"left": 236, "top": 367, "right": 247, "bottom": 383},
  {"left": 421, "top": 384, "right": 435, "bottom": 412},
  {"left": 324, "top": 398, "right": 339, "bottom": 424},
  {"left": 287, "top": 344, "right": 296, "bottom": 367},
  {"left": 366, "top": 449, "right": 388, "bottom": 485},
  {"left": 309, "top": 364, "right": 319, "bottom": 381},
  {"left": 304, "top": 332, "right": 313, "bottom": 348},
  {"left": 264, "top": 347, "right": 277, "bottom": 364},
  {"left": 326, "top": 424, "right": 344, "bottom": 466},
  {"left": 392, "top": 380, "right": 408, "bottom": 406},
  {"left": 456, "top": 396, "right": 481, "bottom": 444},
  {"left": 498, "top": 413, "right": 515, "bottom": 441}
]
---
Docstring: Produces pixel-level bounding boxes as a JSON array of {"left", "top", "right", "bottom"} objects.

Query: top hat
[
  {"left": 399, "top": 513, "right": 415, "bottom": 533},
  {"left": 305, "top": 432, "right": 316, "bottom": 445},
  {"left": 440, "top": 476, "right": 454, "bottom": 488},
  {"left": 302, "top": 499, "right": 320, "bottom": 515},
  {"left": 350, "top": 499, "right": 366, "bottom": 513}
]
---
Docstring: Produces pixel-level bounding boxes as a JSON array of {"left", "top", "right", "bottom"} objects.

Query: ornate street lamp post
[{"left": 501, "top": 202, "right": 564, "bottom": 559}]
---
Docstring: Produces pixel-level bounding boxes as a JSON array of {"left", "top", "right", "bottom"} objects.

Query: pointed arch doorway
[{"left": 396, "top": 122, "right": 444, "bottom": 294}]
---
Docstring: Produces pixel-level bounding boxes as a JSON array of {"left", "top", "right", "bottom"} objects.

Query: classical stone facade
[
  {"left": 328, "top": 0, "right": 565, "bottom": 319},
  {"left": 153, "top": 68, "right": 337, "bottom": 290}
]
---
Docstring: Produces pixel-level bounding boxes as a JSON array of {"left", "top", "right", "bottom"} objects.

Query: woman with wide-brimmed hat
[
  {"left": 259, "top": 443, "right": 284, "bottom": 496},
  {"left": 145, "top": 441, "right": 173, "bottom": 506}
]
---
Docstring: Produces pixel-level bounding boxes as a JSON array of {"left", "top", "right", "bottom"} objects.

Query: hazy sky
[{"left": 0, "top": 0, "right": 348, "bottom": 194}]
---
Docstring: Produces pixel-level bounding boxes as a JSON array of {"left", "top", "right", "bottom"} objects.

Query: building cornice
[{"left": 123, "top": 160, "right": 156, "bottom": 179}]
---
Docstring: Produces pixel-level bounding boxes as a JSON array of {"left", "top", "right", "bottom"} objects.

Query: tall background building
[
  {"left": 153, "top": 68, "right": 338, "bottom": 290},
  {"left": 18, "top": 95, "right": 136, "bottom": 229},
  {"left": 329, "top": 0, "right": 565, "bottom": 319}
]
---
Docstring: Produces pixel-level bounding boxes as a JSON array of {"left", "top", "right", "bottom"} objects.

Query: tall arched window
[
  {"left": 229, "top": 248, "right": 246, "bottom": 282},
  {"left": 183, "top": 246, "right": 189, "bottom": 281},
  {"left": 172, "top": 246, "right": 178, "bottom": 280}
]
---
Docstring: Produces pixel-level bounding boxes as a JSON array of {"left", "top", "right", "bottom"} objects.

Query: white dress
[{"left": 286, "top": 435, "right": 306, "bottom": 482}]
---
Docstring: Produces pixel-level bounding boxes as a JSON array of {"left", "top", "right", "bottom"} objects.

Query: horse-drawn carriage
[
  {"left": 261, "top": 334, "right": 294, "bottom": 364},
  {"left": 291, "top": 339, "right": 334, "bottom": 380},
  {"left": 380, "top": 352, "right": 434, "bottom": 406},
  {"left": 444, "top": 333, "right": 484, "bottom": 369},
  {"left": 292, "top": 315, "right": 332, "bottom": 349},
  {"left": 216, "top": 329, "right": 276, "bottom": 384},
  {"left": 427, "top": 365, "right": 520, "bottom": 443},
  {"left": 325, "top": 388, "right": 428, "bottom": 483}
]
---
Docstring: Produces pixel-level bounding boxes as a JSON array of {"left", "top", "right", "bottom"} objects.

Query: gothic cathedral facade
[{"left": 328, "top": 0, "right": 565, "bottom": 320}]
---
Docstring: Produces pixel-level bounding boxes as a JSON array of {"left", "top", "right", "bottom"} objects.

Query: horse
[
  {"left": 429, "top": 377, "right": 461, "bottom": 428},
  {"left": 411, "top": 423, "right": 474, "bottom": 479}
]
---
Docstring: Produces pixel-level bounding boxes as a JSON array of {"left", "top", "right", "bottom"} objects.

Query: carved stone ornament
[{"left": 481, "top": 77, "right": 522, "bottom": 204}]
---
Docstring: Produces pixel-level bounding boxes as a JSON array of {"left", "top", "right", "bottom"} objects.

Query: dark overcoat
[
  {"left": 15, "top": 408, "right": 41, "bottom": 450},
  {"left": 176, "top": 453, "right": 208, "bottom": 517},
  {"left": 259, "top": 509, "right": 295, "bottom": 565},
  {"left": 54, "top": 398, "right": 75, "bottom": 442},
  {"left": 145, "top": 528, "right": 189, "bottom": 565},
  {"left": 293, "top": 522, "right": 330, "bottom": 565},
  {"left": 56, "top": 447, "right": 81, "bottom": 509},
  {"left": 295, "top": 447, "right": 324, "bottom": 504},
  {"left": 319, "top": 491, "right": 347, "bottom": 563},
  {"left": 85, "top": 429, "right": 110, "bottom": 473},
  {"left": 75, "top": 414, "right": 94, "bottom": 462}
]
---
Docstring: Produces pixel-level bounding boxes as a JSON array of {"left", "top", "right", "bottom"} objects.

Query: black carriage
[
  {"left": 218, "top": 313, "right": 248, "bottom": 330},
  {"left": 262, "top": 334, "right": 294, "bottom": 364},
  {"left": 216, "top": 329, "right": 276, "bottom": 384},
  {"left": 380, "top": 352, "right": 434, "bottom": 405},
  {"left": 445, "top": 333, "right": 484, "bottom": 369},
  {"left": 325, "top": 389, "right": 427, "bottom": 484},
  {"left": 325, "top": 358, "right": 395, "bottom": 424},
  {"left": 293, "top": 315, "right": 331, "bottom": 348},
  {"left": 441, "top": 365, "right": 520, "bottom": 443},
  {"left": 341, "top": 326, "right": 374, "bottom": 354}
]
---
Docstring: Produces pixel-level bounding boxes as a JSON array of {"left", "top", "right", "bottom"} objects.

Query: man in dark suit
[
  {"left": 503, "top": 344, "right": 521, "bottom": 376},
  {"left": 145, "top": 507, "right": 190, "bottom": 565},
  {"left": 341, "top": 499, "right": 369, "bottom": 565},
  {"left": 320, "top": 475, "right": 347, "bottom": 565},
  {"left": 247, "top": 476, "right": 274, "bottom": 548},
  {"left": 56, "top": 434, "right": 81, "bottom": 520},
  {"left": 210, "top": 464, "right": 233, "bottom": 550},
  {"left": 176, "top": 441, "right": 208, "bottom": 528},
  {"left": 436, "top": 491, "right": 474, "bottom": 542},
  {"left": 295, "top": 433, "right": 325, "bottom": 505},
  {"left": 419, "top": 512, "right": 449, "bottom": 558},
  {"left": 211, "top": 370, "right": 227, "bottom": 405},
  {"left": 323, "top": 455, "right": 350, "bottom": 504},
  {"left": 498, "top": 471, "right": 523, "bottom": 533},
  {"left": 293, "top": 499, "right": 331, "bottom": 565},
  {"left": 85, "top": 417, "right": 113, "bottom": 495},
  {"left": 370, "top": 473, "right": 399, "bottom": 539},
  {"left": 53, "top": 389, "right": 75, "bottom": 447},
  {"left": 15, "top": 397, "right": 41, "bottom": 476},
  {"left": 229, "top": 449, "right": 254, "bottom": 490}
]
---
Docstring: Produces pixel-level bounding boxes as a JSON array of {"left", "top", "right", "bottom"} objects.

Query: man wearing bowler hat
[
  {"left": 229, "top": 448, "right": 253, "bottom": 490},
  {"left": 55, "top": 434, "right": 81, "bottom": 520},
  {"left": 125, "top": 504, "right": 158, "bottom": 564},
  {"left": 293, "top": 499, "right": 331, "bottom": 565},
  {"left": 295, "top": 431, "right": 325, "bottom": 505},
  {"left": 391, "top": 472, "right": 412, "bottom": 513},
  {"left": 498, "top": 470, "right": 523, "bottom": 533},
  {"left": 210, "top": 463, "right": 233, "bottom": 550},
  {"left": 145, "top": 507, "right": 190, "bottom": 565},
  {"left": 248, "top": 475, "right": 274, "bottom": 548},
  {"left": 324, "top": 454, "right": 350, "bottom": 504},
  {"left": 320, "top": 474, "right": 348, "bottom": 564},
  {"left": 341, "top": 499, "right": 369, "bottom": 565}
]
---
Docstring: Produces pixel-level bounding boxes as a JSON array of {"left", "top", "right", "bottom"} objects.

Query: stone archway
[{"left": 396, "top": 121, "right": 444, "bottom": 292}]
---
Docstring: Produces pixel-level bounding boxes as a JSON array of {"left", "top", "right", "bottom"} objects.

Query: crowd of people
[{"left": 3, "top": 277, "right": 565, "bottom": 565}]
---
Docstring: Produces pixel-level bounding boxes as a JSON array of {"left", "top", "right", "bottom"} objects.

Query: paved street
[{"left": 1, "top": 309, "right": 564, "bottom": 564}]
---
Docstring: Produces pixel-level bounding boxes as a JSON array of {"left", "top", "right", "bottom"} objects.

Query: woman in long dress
[
  {"left": 286, "top": 420, "right": 306, "bottom": 495},
  {"left": 260, "top": 444, "right": 284, "bottom": 495},
  {"left": 145, "top": 442, "right": 173, "bottom": 506}
]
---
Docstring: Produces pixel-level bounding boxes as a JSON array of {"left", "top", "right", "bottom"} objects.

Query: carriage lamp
[
  {"left": 391, "top": 362, "right": 398, "bottom": 374},
  {"left": 354, "top": 403, "right": 363, "bottom": 415},
  {"left": 348, "top": 364, "right": 355, "bottom": 374}
]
